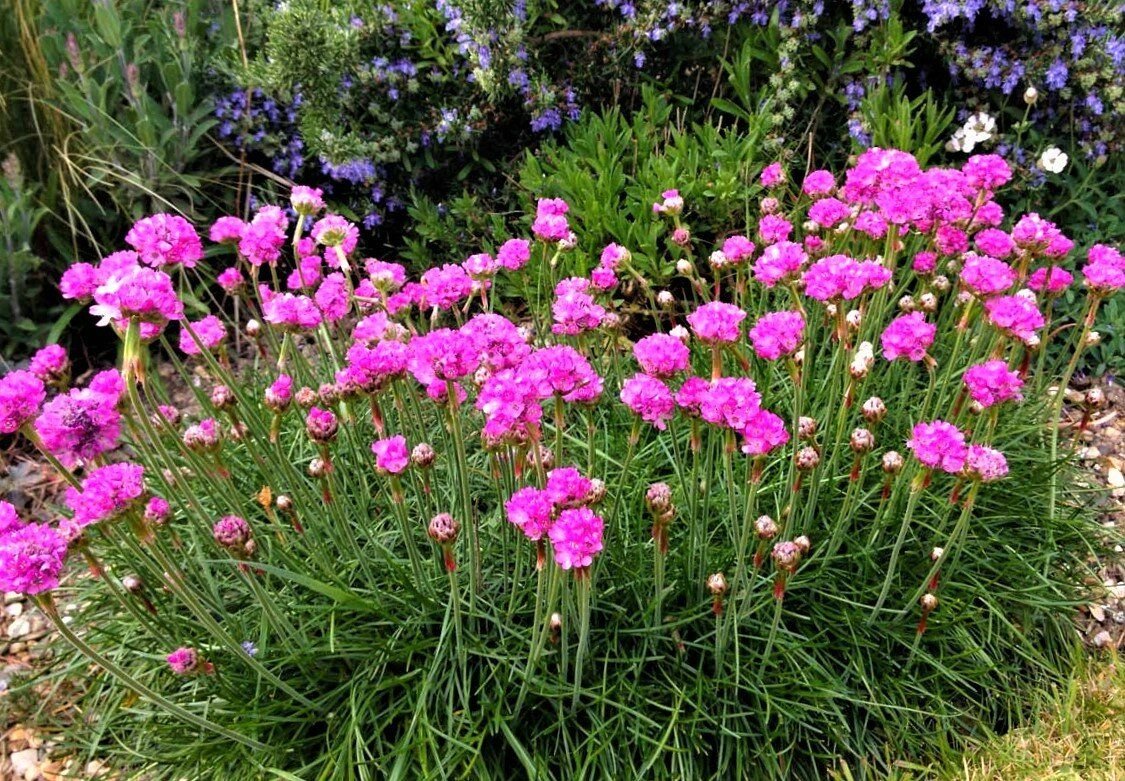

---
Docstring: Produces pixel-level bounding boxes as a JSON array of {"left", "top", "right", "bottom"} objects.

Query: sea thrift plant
[{"left": 9, "top": 150, "right": 1119, "bottom": 778}]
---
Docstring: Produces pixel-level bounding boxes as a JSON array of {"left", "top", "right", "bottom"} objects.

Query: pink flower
[
  {"left": 633, "top": 333, "right": 690, "bottom": 378},
  {"left": 287, "top": 254, "right": 324, "bottom": 290},
  {"left": 419, "top": 264, "right": 473, "bottom": 310},
  {"left": 315, "top": 273, "right": 351, "bottom": 323},
  {"left": 906, "top": 420, "right": 968, "bottom": 473},
  {"left": 620, "top": 373, "right": 676, "bottom": 430},
  {"left": 265, "top": 374, "right": 294, "bottom": 411},
  {"left": 477, "top": 369, "right": 543, "bottom": 441},
  {"left": 533, "top": 198, "right": 571, "bottom": 241},
  {"left": 311, "top": 214, "right": 359, "bottom": 254},
  {"left": 166, "top": 647, "right": 200, "bottom": 675},
  {"left": 213, "top": 515, "right": 254, "bottom": 556},
  {"left": 935, "top": 225, "right": 969, "bottom": 256},
  {"left": 912, "top": 252, "right": 937, "bottom": 275},
  {"left": 183, "top": 418, "right": 222, "bottom": 451},
  {"left": 965, "top": 445, "right": 1008, "bottom": 482},
  {"left": 408, "top": 329, "right": 480, "bottom": 386},
  {"left": 546, "top": 467, "right": 594, "bottom": 508},
  {"left": 462, "top": 313, "right": 531, "bottom": 372},
  {"left": 217, "top": 266, "right": 246, "bottom": 294},
  {"left": 0, "top": 501, "right": 24, "bottom": 536},
  {"left": 552, "top": 278, "right": 605, "bottom": 335},
  {"left": 0, "top": 371, "right": 46, "bottom": 434},
  {"left": 1012, "top": 213, "right": 1068, "bottom": 255},
  {"left": 261, "top": 288, "right": 322, "bottom": 331},
  {"left": 720, "top": 235, "right": 756, "bottom": 264},
  {"left": 209, "top": 216, "right": 246, "bottom": 245},
  {"left": 962, "top": 360, "right": 1024, "bottom": 407},
  {"left": 90, "top": 266, "right": 183, "bottom": 326},
  {"left": 687, "top": 302, "right": 746, "bottom": 344},
  {"left": 675, "top": 376, "right": 709, "bottom": 417},
  {"left": 760, "top": 162, "right": 785, "bottom": 188},
  {"left": 290, "top": 185, "right": 325, "bottom": 215},
  {"left": 505, "top": 487, "right": 554, "bottom": 541},
  {"left": 599, "top": 243, "right": 629, "bottom": 269},
  {"left": 0, "top": 523, "right": 67, "bottom": 595},
  {"left": 238, "top": 206, "right": 288, "bottom": 266},
  {"left": 652, "top": 189, "right": 683, "bottom": 216},
  {"left": 753, "top": 241, "right": 807, "bottom": 287},
  {"left": 520, "top": 346, "right": 604, "bottom": 404},
  {"left": 64, "top": 462, "right": 146, "bottom": 527},
  {"left": 748, "top": 310, "right": 805, "bottom": 361},
  {"left": 801, "top": 170, "right": 835, "bottom": 196},
  {"left": 960, "top": 253, "right": 1016, "bottom": 298},
  {"left": 700, "top": 377, "right": 761, "bottom": 431},
  {"left": 365, "top": 259, "right": 407, "bottom": 292},
  {"left": 1082, "top": 244, "right": 1124, "bottom": 294},
  {"left": 145, "top": 496, "right": 170, "bottom": 525},
  {"left": 590, "top": 265, "right": 618, "bottom": 290},
  {"left": 462, "top": 252, "right": 497, "bottom": 281},
  {"left": 125, "top": 214, "right": 203, "bottom": 268},
  {"left": 372, "top": 435, "right": 410, "bottom": 474},
  {"left": 59, "top": 263, "right": 102, "bottom": 301},
  {"left": 881, "top": 312, "right": 936, "bottom": 362},
  {"left": 34, "top": 385, "right": 121, "bottom": 467},
  {"left": 1027, "top": 266, "right": 1073, "bottom": 296},
  {"left": 758, "top": 215, "right": 792, "bottom": 244},
  {"left": 497, "top": 238, "right": 532, "bottom": 270},
  {"left": 344, "top": 341, "right": 408, "bottom": 391},
  {"left": 802, "top": 255, "right": 891, "bottom": 301},
  {"left": 984, "top": 295, "right": 1045, "bottom": 343},
  {"left": 807, "top": 197, "right": 850, "bottom": 228},
  {"left": 29, "top": 345, "right": 69, "bottom": 384},
  {"left": 740, "top": 408, "right": 789, "bottom": 456},
  {"left": 974, "top": 228, "right": 1015, "bottom": 259},
  {"left": 88, "top": 370, "right": 125, "bottom": 403},
  {"left": 179, "top": 315, "right": 228, "bottom": 356},
  {"left": 548, "top": 507, "right": 604, "bottom": 570},
  {"left": 962, "top": 154, "right": 1012, "bottom": 192},
  {"left": 305, "top": 407, "right": 338, "bottom": 443},
  {"left": 854, "top": 210, "right": 888, "bottom": 239}
]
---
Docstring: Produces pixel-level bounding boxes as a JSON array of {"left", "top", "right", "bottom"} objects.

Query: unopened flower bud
[
  {"left": 862, "top": 397, "right": 886, "bottom": 424},
  {"left": 1085, "top": 331, "right": 1101, "bottom": 347},
  {"left": 898, "top": 295, "right": 916, "bottom": 313},
  {"left": 1085, "top": 388, "right": 1106, "bottom": 408},
  {"left": 826, "top": 303, "right": 838, "bottom": 318},
  {"left": 932, "top": 275, "right": 950, "bottom": 293},
  {"left": 798, "top": 416, "right": 817, "bottom": 440},
  {"left": 308, "top": 457, "right": 330, "bottom": 479},
  {"left": 676, "top": 258, "right": 694, "bottom": 275},
  {"left": 956, "top": 291, "right": 972, "bottom": 306},
  {"left": 411, "top": 443, "right": 436, "bottom": 469},
  {"left": 793, "top": 535, "right": 810, "bottom": 554},
  {"left": 657, "top": 290, "right": 675, "bottom": 308},
  {"left": 846, "top": 309, "right": 862, "bottom": 329},
  {"left": 427, "top": 513, "right": 460, "bottom": 545},
  {"left": 850, "top": 427, "right": 875, "bottom": 453},
  {"left": 318, "top": 383, "right": 340, "bottom": 407},
  {"left": 707, "top": 572, "right": 728, "bottom": 597},
  {"left": 559, "top": 232, "right": 578, "bottom": 251},
  {"left": 671, "top": 227, "right": 691, "bottom": 247},
  {"left": 919, "top": 292, "right": 938, "bottom": 313},
  {"left": 920, "top": 593, "right": 939, "bottom": 612},
  {"left": 930, "top": 547, "right": 944, "bottom": 562},
  {"left": 601, "top": 312, "right": 622, "bottom": 331},
  {"left": 1023, "top": 85, "right": 1038, "bottom": 105},
  {"left": 669, "top": 325, "right": 690, "bottom": 343},
  {"left": 771, "top": 541, "right": 802, "bottom": 573},
  {"left": 802, "top": 219, "right": 819, "bottom": 235},
  {"left": 587, "top": 478, "right": 607, "bottom": 505},
  {"left": 276, "top": 495, "right": 294, "bottom": 513},
  {"left": 755, "top": 515, "right": 779, "bottom": 540},
  {"left": 760, "top": 196, "right": 780, "bottom": 214},
  {"left": 549, "top": 612, "right": 563, "bottom": 631},
  {"left": 795, "top": 446, "right": 820, "bottom": 471},
  {"left": 645, "top": 482, "right": 674, "bottom": 513},
  {"left": 882, "top": 450, "right": 904, "bottom": 474},
  {"left": 969, "top": 400, "right": 986, "bottom": 415},
  {"left": 122, "top": 574, "right": 144, "bottom": 594},
  {"left": 213, "top": 515, "right": 254, "bottom": 558},
  {"left": 305, "top": 407, "right": 338, "bottom": 444},
  {"left": 295, "top": 386, "right": 317, "bottom": 409},
  {"left": 246, "top": 319, "right": 262, "bottom": 339},
  {"left": 210, "top": 384, "right": 235, "bottom": 410}
]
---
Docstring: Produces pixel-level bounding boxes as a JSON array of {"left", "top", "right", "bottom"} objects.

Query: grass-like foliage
[{"left": 1, "top": 151, "right": 1121, "bottom": 778}]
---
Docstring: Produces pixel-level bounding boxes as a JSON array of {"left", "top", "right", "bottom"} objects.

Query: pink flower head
[
  {"left": 549, "top": 507, "right": 604, "bottom": 571},
  {"left": 265, "top": 374, "right": 294, "bottom": 411},
  {"left": 419, "top": 264, "right": 473, "bottom": 310},
  {"left": 238, "top": 206, "right": 288, "bottom": 266},
  {"left": 841, "top": 148, "right": 922, "bottom": 205},
  {"left": 372, "top": 435, "right": 410, "bottom": 474},
  {"left": 64, "top": 462, "right": 145, "bottom": 527},
  {"left": 912, "top": 252, "right": 937, "bottom": 275},
  {"left": 311, "top": 214, "right": 359, "bottom": 254},
  {"left": 965, "top": 445, "right": 1008, "bottom": 482},
  {"left": 1011, "top": 213, "right": 1065, "bottom": 253},
  {"left": 29, "top": 345, "right": 69, "bottom": 384},
  {"left": 984, "top": 295, "right": 1045, "bottom": 343},
  {"left": 34, "top": 384, "right": 122, "bottom": 467},
  {"left": 854, "top": 210, "right": 888, "bottom": 239},
  {"left": 462, "top": 313, "right": 531, "bottom": 373},
  {"left": 620, "top": 373, "right": 676, "bottom": 430},
  {"left": 497, "top": 238, "right": 532, "bottom": 271},
  {"left": 687, "top": 302, "right": 746, "bottom": 344},
  {"left": 1027, "top": 266, "right": 1073, "bottom": 296},
  {"left": 364, "top": 259, "right": 407, "bottom": 292},
  {"left": 345, "top": 341, "right": 408, "bottom": 392},
  {"left": 59, "top": 263, "right": 103, "bottom": 302},
  {"left": 213, "top": 515, "right": 253, "bottom": 556},
  {"left": 166, "top": 647, "right": 200, "bottom": 675},
  {"left": 599, "top": 243, "right": 629, "bottom": 269},
  {"left": 521, "top": 346, "right": 604, "bottom": 404},
  {"left": 462, "top": 252, "right": 497, "bottom": 281},
  {"left": 0, "top": 370, "right": 46, "bottom": 434},
  {"left": 261, "top": 288, "right": 323, "bottom": 331},
  {"left": 305, "top": 407, "right": 338, "bottom": 443},
  {"left": 962, "top": 154, "right": 1012, "bottom": 192},
  {"left": 217, "top": 266, "right": 246, "bottom": 294},
  {"left": 290, "top": 185, "right": 325, "bottom": 216},
  {"left": 0, "top": 501, "right": 24, "bottom": 536},
  {"left": 183, "top": 418, "right": 222, "bottom": 451},
  {"left": 1082, "top": 244, "right": 1124, "bottom": 294},
  {"left": 720, "top": 235, "right": 756, "bottom": 265},
  {"left": 533, "top": 198, "right": 571, "bottom": 241},
  {"left": 552, "top": 278, "right": 605, "bottom": 335},
  {"left": 652, "top": 189, "right": 683, "bottom": 216},
  {"left": 748, "top": 310, "right": 805, "bottom": 361},
  {"left": 807, "top": 197, "right": 850, "bottom": 228},
  {"left": 881, "top": 312, "right": 937, "bottom": 362},
  {"left": 758, "top": 215, "right": 793, "bottom": 245},
  {"left": 288, "top": 254, "right": 324, "bottom": 291},
  {"left": 935, "top": 225, "right": 969, "bottom": 256},
  {"left": 179, "top": 315, "right": 228, "bottom": 356},
  {"left": 90, "top": 266, "right": 183, "bottom": 326},
  {"left": 88, "top": 369, "right": 125, "bottom": 403},
  {"left": 209, "top": 216, "right": 246, "bottom": 245},
  {"left": 633, "top": 333, "right": 690, "bottom": 378},
  {"left": 0, "top": 523, "right": 67, "bottom": 595},
  {"left": 760, "top": 162, "right": 785, "bottom": 188},
  {"left": 906, "top": 420, "right": 968, "bottom": 473},
  {"left": 974, "top": 228, "right": 1015, "bottom": 259},
  {"left": 675, "top": 376, "right": 710, "bottom": 417},
  {"left": 546, "top": 467, "right": 594, "bottom": 508},
  {"left": 753, "top": 241, "right": 807, "bottom": 287},
  {"left": 962, "top": 360, "right": 1024, "bottom": 407},
  {"left": 960, "top": 253, "right": 1016, "bottom": 298},
  {"left": 802, "top": 169, "right": 835, "bottom": 196},
  {"left": 145, "top": 496, "right": 170, "bottom": 525},
  {"left": 740, "top": 408, "right": 789, "bottom": 456},
  {"left": 972, "top": 200, "right": 1005, "bottom": 228},
  {"left": 477, "top": 369, "right": 543, "bottom": 441},
  {"left": 700, "top": 377, "right": 762, "bottom": 432},
  {"left": 802, "top": 255, "right": 891, "bottom": 301},
  {"left": 408, "top": 329, "right": 480, "bottom": 386},
  {"left": 590, "top": 265, "right": 618, "bottom": 290},
  {"left": 125, "top": 214, "right": 203, "bottom": 269},
  {"left": 315, "top": 273, "right": 351, "bottom": 323},
  {"left": 505, "top": 486, "right": 554, "bottom": 541}
]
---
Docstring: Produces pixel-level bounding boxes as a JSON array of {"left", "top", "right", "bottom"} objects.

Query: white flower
[
  {"left": 948, "top": 112, "right": 996, "bottom": 154},
  {"left": 1038, "top": 146, "right": 1068, "bottom": 174},
  {"left": 1023, "top": 86, "right": 1038, "bottom": 105}
]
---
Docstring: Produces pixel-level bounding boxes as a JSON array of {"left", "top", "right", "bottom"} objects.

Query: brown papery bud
[
  {"left": 796, "top": 446, "right": 820, "bottom": 471},
  {"left": 295, "top": 386, "right": 317, "bottom": 409},
  {"left": 754, "top": 515, "right": 779, "bottom": 540},
  {"left": 211, "top": 384, "right": 235, "bottom": 410},
  {"left": 920, "top": 593, "right": 939, "bottom": 612},
  {"left": 882, "top": 451, "right": 904, "bottom": 474},
  {"left": 850, "top": 428, "right": 875, "bottom": 453},
  {"left": 428, "top": 513, "right": 460, "bottom": 545},
  {"left": 707, "top": 572, "right": 728, "bottom": 597},
  {"left": 1085, "top": 388, "right": 1106, "bottom": 409},
  {"left": 411, "top": 443, "right": 436, "bottom": 469},
  {"left": 861, "top": 397, "right": 886, "bottom": 424},
  {"left": 798, "top": 417, "right": 818, "bottom": 440}
]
